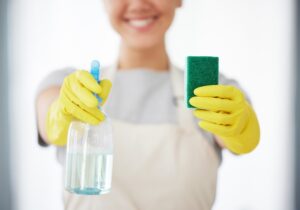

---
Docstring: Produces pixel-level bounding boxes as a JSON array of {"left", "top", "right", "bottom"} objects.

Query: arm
[
  {"left": 36, "top": 86, "right": 60, "bottom": 145},
  {"left": 214, "top": 135, "right": 226, "bottom": 149}
]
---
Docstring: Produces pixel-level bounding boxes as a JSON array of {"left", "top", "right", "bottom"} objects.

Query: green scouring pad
[{"left": 186, "top": 56, "right": 219, "bottom": 108}]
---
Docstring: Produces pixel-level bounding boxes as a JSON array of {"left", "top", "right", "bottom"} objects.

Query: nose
[{"left": 127, "top": 0, "right": 153, "bottom": 13}]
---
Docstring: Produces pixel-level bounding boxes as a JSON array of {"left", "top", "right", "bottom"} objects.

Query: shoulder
[
  {"left": 171, "top": 64, "right": 184, "bottom": 73},
  {"left": 171, "top": 63, "right": 242, "bottom": 86},
  {"left": 171, "top": 64, "right": 250, "bottom": 102},
  {"left": 172, "top": 64, "right": 237, "bottom": 84},
  {"left": 98, "top": 65, "right": 116, "bottom": 81},
  {"left": 218, "top": 73, "right": 251, "bottom": 103},
  {"left": 219, "top": 72, "right": 239, "bottom": 86},
  {"left": 171, "top": 64, "right": 185, "bottom": 80}
]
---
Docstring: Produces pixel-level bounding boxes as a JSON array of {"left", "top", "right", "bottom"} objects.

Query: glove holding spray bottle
[{"left": 65, "top": 60, "right": 114, "bottom": 195}]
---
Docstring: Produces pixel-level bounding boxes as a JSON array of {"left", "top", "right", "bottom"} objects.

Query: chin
[{"left": 125, "top": 36, "right": 164, "bottom": 50}]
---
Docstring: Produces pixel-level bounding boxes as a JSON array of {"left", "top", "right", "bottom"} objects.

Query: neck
[{"left": 118, "top": 41, "right": 170, "bottom": 71}]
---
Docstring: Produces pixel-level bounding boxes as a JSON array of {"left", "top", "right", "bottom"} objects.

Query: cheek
[
  {"left": 155, "top": 0, "right": 178, "bottom": 13},
  {"left": 104, "top": 1, "right": 125, "bottom": 31},
  {"left": 155, "top": 0, "right": 177, "bottom": 25}
]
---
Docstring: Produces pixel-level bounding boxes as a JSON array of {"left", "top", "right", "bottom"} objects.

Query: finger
[
  {"left": 60, "top": 92, "right": 103, "bottom": 125},
  {"left": 99, "top": 79, "right": 112, "bottom": 106},
  {"left": 199, "top": 121, "right": 240, "bottom": 137},
  {"left": 189, "top": 96, "right": 240, "bottom": 112},
  {"left": 68, "top": 74, "right": 99, "bottom": 108},
  {"left": 75, "top": 70, "right": 102, "bottom": 94},
  {"left": 232, "top": 108, "right": 250, "bottom": 135},
  {"left": 194, "top": 85, "right": 244, "bottom": 101},
  {"left": 193, "top": 109, "right": 236, "bottom": 125},
  {"left": 62, "top": 87, "right": 105, "bottom": 122}
]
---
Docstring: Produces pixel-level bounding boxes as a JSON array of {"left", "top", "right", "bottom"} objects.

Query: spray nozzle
[{"left": 90, "top": 60, "right": 102, "bottom": 104}]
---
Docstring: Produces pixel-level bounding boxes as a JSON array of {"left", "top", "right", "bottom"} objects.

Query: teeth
[{"left": 128, "top": 18, "right": 154, "bottom": 28}]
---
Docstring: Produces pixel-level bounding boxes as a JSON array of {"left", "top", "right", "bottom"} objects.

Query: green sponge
[{"left": 186, "top": 56, "right": 219, "bottom": 108}]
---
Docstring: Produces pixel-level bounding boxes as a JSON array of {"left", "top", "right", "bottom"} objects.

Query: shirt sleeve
[
  {"left": 219, "top": 72, "right": 251, "bottom": 104},
  {"left": 35, "top": 67, "right": 75, "bottom": 147}
]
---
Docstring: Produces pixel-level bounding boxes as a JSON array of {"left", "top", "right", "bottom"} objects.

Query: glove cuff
[
  {"left": 46, "top": 100, "right": 72, "bottom": 146},
  {"left": 222, "top": 103, "right": 260, "bottom": 154}
]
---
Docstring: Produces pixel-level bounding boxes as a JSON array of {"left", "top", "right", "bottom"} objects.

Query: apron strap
[
  {"left": 101, "top": 62, "right": 118, "bottom": 111},
  {"left": 102, "top": 61, "right": 118, "bottom": 81},
  {"left": 170, "top": 65, "right": 196, "bottom": 133}
]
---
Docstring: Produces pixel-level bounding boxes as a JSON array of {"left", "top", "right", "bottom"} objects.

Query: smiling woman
[
  {"left": 35, "top": 0, "right": 262, "bottom": 208},
  {"left": 8, "top": 0, "right": 295, "bottom": 209}
]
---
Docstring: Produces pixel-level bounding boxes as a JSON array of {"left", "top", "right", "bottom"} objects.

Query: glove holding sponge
[
  {"left": 189, "top": 85, "right": 260, "bottom": 154},
  {"left": 186, "top": 56, "right": 260, "bottom": 154}
]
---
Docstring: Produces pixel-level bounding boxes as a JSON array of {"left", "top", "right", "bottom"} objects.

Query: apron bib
[{"left": 64, "top": 65, "right": 220, "bottom": 210}]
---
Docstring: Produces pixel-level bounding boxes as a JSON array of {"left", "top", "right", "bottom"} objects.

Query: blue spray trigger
[
  {"left": 90, "top": 60, "right": 102, "bottom": 104},
  {"left": 91, "top": 60, "right": 100, "bottom": 82}
]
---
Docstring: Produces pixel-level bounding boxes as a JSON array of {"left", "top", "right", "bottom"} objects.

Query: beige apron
[{"left": 63, "top": 65, "right": 220, "bottom": 210}]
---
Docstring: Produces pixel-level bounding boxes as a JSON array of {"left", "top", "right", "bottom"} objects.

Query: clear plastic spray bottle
[{"left": 65, "top": 60, "right": 113, "bottom": 195}]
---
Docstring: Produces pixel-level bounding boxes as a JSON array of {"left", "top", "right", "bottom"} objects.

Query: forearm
[{"left": 214, "top": 135, "right": 225, "bottom": 149}]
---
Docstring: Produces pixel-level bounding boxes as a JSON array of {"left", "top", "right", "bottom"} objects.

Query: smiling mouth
[{"left": 124, "top": 16, "right": 159, "bottom": 29}]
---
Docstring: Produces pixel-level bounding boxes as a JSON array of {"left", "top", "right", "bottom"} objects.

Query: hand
[
  {"left": 189, "top": 85, "right": 260, "bottom": 154},
  {"left": 46, "top": 70, "right": 112, "bottom": 146}
]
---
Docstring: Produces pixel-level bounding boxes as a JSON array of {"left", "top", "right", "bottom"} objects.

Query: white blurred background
[{"left": 8, "top": 0, "right": 295, "bottom": 209}]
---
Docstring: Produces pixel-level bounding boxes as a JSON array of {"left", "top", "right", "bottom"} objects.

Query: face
[{"left": 103, "top": 0, "right": 182, "bottom": 50}]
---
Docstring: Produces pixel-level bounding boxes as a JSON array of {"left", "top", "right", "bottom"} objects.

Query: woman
[{"left": 36, "top": 0, "right": 260, "bottom": 209}]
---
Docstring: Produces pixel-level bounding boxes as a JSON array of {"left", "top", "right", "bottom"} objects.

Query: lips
[
  {"left": 128, "top": 17, "right": 155, "bottom": 28},
  {"left": 124, "top": 16, "right": 159, "bottom": 30}
]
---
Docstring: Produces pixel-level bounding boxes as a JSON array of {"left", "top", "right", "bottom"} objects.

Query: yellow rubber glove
[
  {"left": 46, "top": 70, "right": 112, "bottom": 146},
  {"left": 189, "top": 85, "right": 260, "bottom": 154}
]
